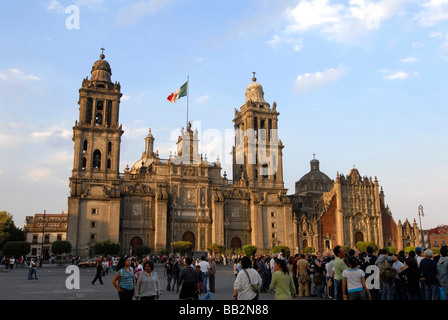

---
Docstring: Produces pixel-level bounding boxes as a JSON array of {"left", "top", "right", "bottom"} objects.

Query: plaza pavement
[{"left": 0, "top": 262, "right": 327, "bottom": 301}]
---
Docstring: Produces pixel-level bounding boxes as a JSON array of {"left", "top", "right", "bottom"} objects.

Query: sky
[{"left": 0, "top": 0, "right": 447, "bottom": 231}]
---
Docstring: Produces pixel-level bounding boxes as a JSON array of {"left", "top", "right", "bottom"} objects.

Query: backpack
[{"left": 380, "top": 259, "right": 396, "bottom": 283}]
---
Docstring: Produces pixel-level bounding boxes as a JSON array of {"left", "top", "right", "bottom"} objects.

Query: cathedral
[{"left": 66, "top": 52, "right": 419, "bottom": 257}]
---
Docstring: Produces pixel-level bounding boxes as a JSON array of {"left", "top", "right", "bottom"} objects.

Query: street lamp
[{"left": 418, "top": 205, "right": 424, "bottom": 247}]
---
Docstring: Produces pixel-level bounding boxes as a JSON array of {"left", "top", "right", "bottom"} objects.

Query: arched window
[
  {"left": 85, "top": 98, "right": 93, "bottom": 124},
  {"left": 107, "top": 142, "right": 112, "bottom": 155},
  {"left": 107, "top": 159, "right": 111, "bottom": 170},
  {"left": 93, "top": 150, "right": 101, "bottom": 168},
  {"left": 83, "top": 140, "right": 88, "bottom": 153},
  {"left": 95, "top": 113, "right": 102, "bottom": 125},
  {"left": 82, "top": 157, "right": 86, "bottom": 169}
]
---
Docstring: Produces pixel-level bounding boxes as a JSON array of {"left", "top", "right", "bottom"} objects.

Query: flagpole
[{"left": 186, "top": 76, "right": 189, "bottom": 129}]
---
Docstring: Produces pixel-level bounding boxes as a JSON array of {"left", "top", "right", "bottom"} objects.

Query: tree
[
  {"left": 356, "top": 241, "right": 378, "bottom": 253},
  {"left": 2, "top": 241, "right": 31, "bottom": 258},
  {"left": 94, "top": 239, "right": 120, "bottom": 256},
  {"left": 51, "top": 241, "right": 72, "bottom": 265},
  {"left": 207, "top": 243, "right": 225, "bottom": 256},
  {"left": 135, "top": 245, "right": 151, "bottom": 258},
  {"left": 171, "top": 241, "right": 193, "bottom": 256},
  {"left": 405, "top": 246, "right": 416, "bottom": 254},
  {"left": 243, "top": 244, "right": 257, "bottom": 257},
  {"left": 383, "top": 246, "right": 396, "bottom": 254},
  {"left": 0, "top": 211, "right": 25, "bottom": 250},
  {"left": 304, "top": 246, "right": 315, "bottom": 254},
  {"left": 272, "top": 245, "right": 291, "bottom": 256}
]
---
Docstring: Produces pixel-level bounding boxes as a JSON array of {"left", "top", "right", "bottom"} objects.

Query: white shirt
[
  {"left": 233, "top": 268, "right": 262, "bottom": 300},
  {"left": 198, "top": 260, "right": 210, "bottom": 274},
  {"left": 270, "top": 258, "right": 276, "bottom": 273},
  {"left": 392, "top": 260, "right": 404, "bottom": 279}
]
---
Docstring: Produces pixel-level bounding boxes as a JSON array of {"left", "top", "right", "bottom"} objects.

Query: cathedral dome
[
  {"left": 245, "top": 72, "right": 266, "bottom": 103},
  {"left": 295, "top": 157, "right": 333, "bottom": 194},
  {"left": 90, "top": 52, "right": 112, "bottom": 83}
]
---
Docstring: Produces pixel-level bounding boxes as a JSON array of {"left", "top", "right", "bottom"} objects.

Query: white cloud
[
  {"left": 417, "top": 0, "right": 448, "bottom": 26},
  {"left": 267, "top": 34, "right": 303, "bottom": 51},
  {"left": 30, "top": 125, "right": 71, "bottom": 141},
  {"left": 121, "top": 95, "right": 131, "bottom": 101},
  {"left": 383, "top": 70, "right": 409, "bottom": 80},
  {"left": 430, "top": 32, "right": 444, "bottom": 38},
  {"left": 295, "top": 65, "right": 348, "bottom": 93},
  {"left": 400, "top": 57, "right": 418, "bottom": 63},
  {"left": 274, "top": 0, "right": 408, "bottom": 46},
  {"left": 0, "top": 69, "right": 40, "bottom": 82},
  {"left": 47, "top": 0, "right": 65, "bottom": 14},
  {"left": 117, "top": 0, "right": 171, "bottom": 27}
]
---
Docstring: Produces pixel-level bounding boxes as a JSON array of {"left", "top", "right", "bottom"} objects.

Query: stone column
[{"left": 154, "top": 194, "right": 168, "bottom": 253}]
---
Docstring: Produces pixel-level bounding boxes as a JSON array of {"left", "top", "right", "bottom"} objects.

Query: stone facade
[
  {"left": 24, "top": 212, "right": 68, "bottom": 259},
  {"left": 67, "top": 56, "right": 293, "bottom": 256},
  {"left": 290, "top": 160, "right": 420, "bottom": 253},
  {"left": 67, "top": 53, "right": 416, "bottom": 257}
]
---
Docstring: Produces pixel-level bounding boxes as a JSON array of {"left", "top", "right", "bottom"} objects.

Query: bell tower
[
  {"left": 71, "top": 49, "right": 124, "bottom": 181},
  {"left": 232, "top": 73, "right": 284, "bottom": 188}
]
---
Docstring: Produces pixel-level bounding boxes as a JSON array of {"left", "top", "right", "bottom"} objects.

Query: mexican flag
[{"left": 167, "top": 81, "right": 188, "bottom": 103}]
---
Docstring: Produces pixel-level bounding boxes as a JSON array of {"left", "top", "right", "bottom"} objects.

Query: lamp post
[{"left": 418, "top": 205, "right": 424, "bottom": 247}]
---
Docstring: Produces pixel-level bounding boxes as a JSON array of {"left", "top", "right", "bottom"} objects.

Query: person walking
[
  {"left": 28, "top": 258, "right": 38, "bottom": 280},
  {"left": 135, "top": 260, "right": 160, "bottom": 300},
  {"left": 257, "top": 256, "right": 269, "bottom": 293},
  {"left": 296, "top": 254, "right": 310, "bottom": 297},
  {"left": 171, "top": 257, "right": 181, "bottom": 291},
  {"left": 209, "top": 257, "right": 216, "bottom": 293},
  {"left": 176, "top": 257, "right": 200, "bottom": 300},
  {"left": 112, "top": 255, "right": 135, "bottom": 300},
  {"left": 269, "top": 258, "right": 296, "bottom": 300},
  {"left": 198, "top": 256, "right": 210, "bottom": 293},
  {"left": 232, "top": 256, "right": 262, "bottom": 301},
  {"left": 342, "top": 256, "right": 371, "bottom": 300},
  {"left": 91, "top": 260, "right": 104, "bottom": 285},
  {"left": 164, "top": 257, "right": 174, "bottom": 292}
]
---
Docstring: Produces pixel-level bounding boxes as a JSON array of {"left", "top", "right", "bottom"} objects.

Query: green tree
[
  {"left": 383, "top": 246, "right": 396, "bottom": 254},
  {"left": 272, "top": 245, "right": 290, "bottom": 256},
  {"left": 405, "top": 246, "right": 416, "bottom": 254},
  {"left": 2, "top": 241, "right": 31, "bottom": 258},
  {"left": 356, "top": 241, "right": 378, "bottom": 253},
  {"left": 135, "top": 245, "right": 151, "bottom": 258},
  {"left": 304, "top": 246, "right": 315, "bottom": 254},
  {"left": 0, "top": 211, "right": 25, "bottom": 250},
  {"left": 51, "top": 241, "right": 72, "bottom": 265},
  {"left": 94, "top": 239, "right": 120, "bottom": 256},
  {"left": 207, "top": 243, "right": 225, "bottom": 256},
  {"left": 243, "top": 244, "right": 257, "bottom": 257},
  {"left": 171, "top": 241, "right": 193, "bottom": 256}
]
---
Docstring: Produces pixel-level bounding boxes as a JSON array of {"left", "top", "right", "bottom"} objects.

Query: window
[
  {"left": 57, "top": 234, "right": 62, "bottom": 241},
  {"left": 272, "top": 233, "right": 277, "bottom": 239},
  {"left": 91, "top": 208, "right": 98, "bottom": 215},
  {"left": 107, "top": 159, "right": 111, "bottom": 170},
  {"left": 82, "top": 157, "right": 87, "bottom": 169},
  {"left": 32, "top": 234, "right": 38, "bottom": 244},
  {"left": 271, "top": 222, "right": 276, "bottom": 229},
  {"left": 90, "top": 234, "right": 96, "bottom": 241},
  {"left": 93, "top": 150, "right": 101, "bottom": 168},
  {"left": 83, "top": 140, "right": 88, "bottom": 153},
  {"left": 44, "top": 234, "right": 50, "bottom": 244},
  {"left": 91, "top": 221, "right": 96, "bottom": 228},
  {"left": 271, "top": 212, "right": 275, "bottom": 218},
  {"left": 108, "top": 142, "right": 112, "bottom": 155},
  {"left": 32, "top": 248, "right": 37, "bottom": 256}
]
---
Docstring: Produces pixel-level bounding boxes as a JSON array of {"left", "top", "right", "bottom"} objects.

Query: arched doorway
[
  {"left": 354, "top": 231, "right": 364, "bottom": 243},
  {"left": 302, "top": 239, "right": 308, "bottom": 250},
  {"left": 182, "top": 231, "right": 196, "bottom": 248},
  {"left": 130, "top": 236, "right": 143, "bottom": 255},
  {"left": 231, "top": 237, "right": 242, "bottom": 249}
]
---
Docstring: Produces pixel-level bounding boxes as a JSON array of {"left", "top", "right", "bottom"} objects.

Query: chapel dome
[{"left": 295, "top": 157, "right": 333, "bottom": 194}]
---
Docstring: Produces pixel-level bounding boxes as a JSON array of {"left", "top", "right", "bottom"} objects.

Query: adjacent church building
[{"left": 66, "top": 53, "right": 419, "bottom": 257}]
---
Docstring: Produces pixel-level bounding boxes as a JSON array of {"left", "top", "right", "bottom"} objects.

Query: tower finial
[
  {"left": 100, "top": 47, "right": 106, "bottom": 60},
  {"left": 313, "top": 153, "right": 316, "bottom": 160},
  {"left": 252, "top": 71, "right": 257, "bottom": 82}
]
